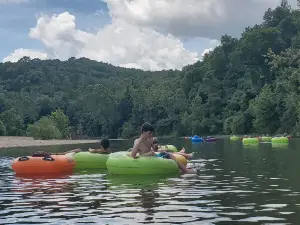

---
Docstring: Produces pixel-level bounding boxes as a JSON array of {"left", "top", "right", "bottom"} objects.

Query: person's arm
[
  {"left": 149, "top": 138, "right": 158, "bottom": 154},
  {"left": 156, "top": 146, "right": 164, "bottom": 152},
  {"left": 157, "top": 145, "right": 168, "bottom": 153},
  {"left": 64, "top": 148, "right": 82, "bottom": 154},
  {"left": 150, "top": 142, "right": 155, "bottom": 151},
  {"left": 89, "top": 148, "right": 106, "bottom": 153},
  {"left": 143, "top": 150, "right": 156, "bottom": 156},
  {"left": 131, "top": 139, "right": 141, "bottom": 158}
]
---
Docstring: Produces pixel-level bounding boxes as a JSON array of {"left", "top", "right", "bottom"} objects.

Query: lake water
[{"left": 1, "top": 138, "right": 300, "bottom": 224}]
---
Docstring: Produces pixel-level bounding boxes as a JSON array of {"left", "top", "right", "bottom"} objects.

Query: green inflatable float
[
  {"left": 242, "top": 137, "right": 259, "bottom": 145},
  {"left": 66, "top": 152, "right": 109, "bottom": 169},
  {"left": 271, "top": 137, "right": 289, "bottom": 144},
  {"left": 261, "top": 136, "right": 272, "bottom": 142},
  {"left": 230, "top": 136, "right": 239, "bottom": 141},
  {"left": 161, "top": 145, "right": 178, "bottom": 152},
  {"left": 106, "top": 151, "right": 179, "bottom": 175}
]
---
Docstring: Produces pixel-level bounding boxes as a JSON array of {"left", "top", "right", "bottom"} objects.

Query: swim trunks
[{"left": 155, "top": 152, "right": 170, "bottom": 159}]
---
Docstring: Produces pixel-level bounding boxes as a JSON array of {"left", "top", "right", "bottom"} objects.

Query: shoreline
[{"left": 0, "top": 136, "right": 115, "bottom": 149}]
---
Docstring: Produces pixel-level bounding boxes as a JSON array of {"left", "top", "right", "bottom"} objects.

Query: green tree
[
  {"left": 0, "top": 108, "right": 24, "bottom": 136},
  {"left": 0, "top": 120, "right": 6, "bottom": 136},
  {"left": 120, "top": 121, "right": 136, "bottom": 138},
  {"left": 49, "top": 109, "right": 70, "bottom": 138},
  {"left": 27, "top": 117, "right": 62, "bottom": 140},
  {"left": 249, "top": 86, "right": 279, "bottom": 133}
]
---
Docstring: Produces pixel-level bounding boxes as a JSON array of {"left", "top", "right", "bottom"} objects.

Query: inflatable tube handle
[
  {"left": 18, "top": 156, "right": 29, "bottom": 161},
  {"left": 43, "top": 156, "right": 55, "bottom": 161}
]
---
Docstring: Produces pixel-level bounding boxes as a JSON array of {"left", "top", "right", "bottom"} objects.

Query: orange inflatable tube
[{"left": 12, "top": 154, "right": 75, "bottom": 175}]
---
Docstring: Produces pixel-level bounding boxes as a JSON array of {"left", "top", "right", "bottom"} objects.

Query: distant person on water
[
  {"left": 243, "top": 135, "right": 253, "bottom": 138},
  {"left": 30, "top": 139, "right": 111, "bottom": 157},
  {"left": 52, "top": 138, "right": 111, "bottom": 155},
  {"left": 88, "top": 138, "right": 111, "bottom": 154},
  {"left": 131, "top": 122, "right": 195, "bottom": 174}
]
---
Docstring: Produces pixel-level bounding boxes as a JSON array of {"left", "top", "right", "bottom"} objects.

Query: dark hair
[
  {"left": 153, "top": 139, "right": 158, "bottom": 144},
  {"left": 101, "top": 138, "right": 110, "bottom": 149},
  {"left": 141, "top": 123, "right": 154, "bottom": 133}
]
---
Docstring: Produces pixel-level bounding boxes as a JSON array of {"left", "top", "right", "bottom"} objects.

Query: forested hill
[
  {"left": 0, "top": 57, "right": 182, "bottom": 139},
  {"left": 1, "top": 0, "right": 300, "bottom": 139}
]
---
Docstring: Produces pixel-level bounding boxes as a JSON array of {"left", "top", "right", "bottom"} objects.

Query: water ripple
[{"left": 1, "top": 147, "right": 300, "bottom": 225}]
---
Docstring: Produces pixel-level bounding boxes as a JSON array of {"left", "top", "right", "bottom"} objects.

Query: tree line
[{"left": 0, "top": 0, "right": 299, "bottom": 139}]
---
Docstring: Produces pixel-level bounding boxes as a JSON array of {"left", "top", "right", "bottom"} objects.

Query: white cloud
[
  {"left": 104, "top": 0, "right": 283, "bottom": 39},
  {"left": 3, "top": 48, "right": 48, "bottom": 62},
  {"left": 5, "top": 12, "right": 199, "bottom": 71},
  {"left": 7, "top": 0, "right": 285, "bottom": 70},
  {"left": 2, "top": 0, "right": 297, "bottom": 70},
  {"left": 201, "top": 48, "right": 214, "bottom": 57},
  {"left": 200, "top": 39, "right": 220, "bottom": 58}
]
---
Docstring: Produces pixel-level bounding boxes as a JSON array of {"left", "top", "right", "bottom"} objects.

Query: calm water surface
[{"left": 1, "top": 138, "right": 300, "bottom": 224}]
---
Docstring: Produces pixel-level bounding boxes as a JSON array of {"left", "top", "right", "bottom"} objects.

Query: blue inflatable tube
[{"left": 191, "top": 135, "right": 203, "bottom": 143}]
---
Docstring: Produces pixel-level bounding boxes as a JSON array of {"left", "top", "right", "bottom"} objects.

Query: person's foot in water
[
  {"left": 181, "top": 168, "right": 197, "bottom": 174},
  {"left": 178, "top": 147, "right": 194, "bottom": 159}
]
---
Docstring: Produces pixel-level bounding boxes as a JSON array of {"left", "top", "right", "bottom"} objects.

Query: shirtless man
[
  {"left": 131, "top": 123, "right": 195, "bottom": 174},
  {"left": 131, "top": 123, "right": 156, "bottom": 157}
]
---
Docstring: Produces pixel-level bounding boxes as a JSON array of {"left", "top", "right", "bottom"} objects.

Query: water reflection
[
  {"left": 272, "top": 143, "right": 289, "bottom": 149},
  {"left": 73, "top": 168, "right": 107, "bottom": 175}
]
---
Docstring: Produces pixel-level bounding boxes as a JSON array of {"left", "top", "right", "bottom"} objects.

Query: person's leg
[
  {"left": 179, "top": 147, "right": 186, "bottom": 153},
  {"left": 177, "top": 147, "right": 193, "bottom": 159},
  {"left": 168, "top": 153, "right": 194, "bottom": 173},
  {"left": 174, "top": 152, "right": 193, "bottom": 159}
]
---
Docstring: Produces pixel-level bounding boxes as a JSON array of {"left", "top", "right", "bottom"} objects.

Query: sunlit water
[{"left": 1, "top": 138, "right": 300, "bottom": 224}]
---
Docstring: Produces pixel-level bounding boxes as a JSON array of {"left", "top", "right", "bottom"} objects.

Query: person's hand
[
  {"left": 88, "top": 148, "right": 95, "bottom": 153},
  {"left": 150, "top": 150, "right": 156, "bottom": 156}
]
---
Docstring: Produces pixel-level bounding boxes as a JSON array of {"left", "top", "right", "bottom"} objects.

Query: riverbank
[{"left": 0, "top": 136, "right": 103, "bottom": 149}]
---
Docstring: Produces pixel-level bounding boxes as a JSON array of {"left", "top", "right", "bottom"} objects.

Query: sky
[{"left": 0, "top": 0, "right": 297, "bottom": 71}]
